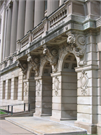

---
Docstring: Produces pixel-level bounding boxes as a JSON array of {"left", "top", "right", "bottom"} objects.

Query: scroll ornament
[
  {"left": 43, "top": 45, "right": 58, "bottom": 73},
  {"left": 66, "top": 34, "right": 86, "bottom": 66},
  {"left": 27, "top": 54, "right": 39, "bottom": 77},
  {"left": 17, "top": 60, "right": 28, "bottom": 79}
]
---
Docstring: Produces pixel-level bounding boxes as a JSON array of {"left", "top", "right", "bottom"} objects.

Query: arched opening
[
  {"left": 62, "top": 53, "right": 77, "bottom": 120},
  {"left": 42, "top": 62, "right": 52, "bottom": 116}
]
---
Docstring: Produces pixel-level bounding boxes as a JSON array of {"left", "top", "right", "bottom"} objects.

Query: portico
[{"left": 0, "top": 0, "right": 101, "bottom": 134}]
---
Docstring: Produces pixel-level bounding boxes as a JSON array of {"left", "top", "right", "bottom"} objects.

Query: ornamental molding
[
  {"left": 79, "top": 70, "right": 89, "bottom": 95},
  {"left": 36, "top": 80, "right": 41, "bottom": 96},
  {"left": 17, "top": 60, "right": 28, "bottom": 79},
  {"left": 54, "top": 76, "right": 60, "bottom": 96},
  {"left": 24, "top": 81, "right": 28, "bottom": 97},
  {"left": 27, "top": 54, "right": 40, "bottom": 77},
  {"left": 43, "top": 45, "right": 58, "bottom": 73},
  {"left": 59, "top": 33, "right": 86, "bottom": 66},
  {"left": 66, "top": 34, "right": 86, "bottom": 66}
]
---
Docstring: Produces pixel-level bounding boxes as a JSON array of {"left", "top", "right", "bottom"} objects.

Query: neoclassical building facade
[{"left": 0, "top": 0, "right": 101, "bottom": 134}]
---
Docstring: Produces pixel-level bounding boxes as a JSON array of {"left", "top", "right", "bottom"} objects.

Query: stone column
[
  {"left": 59, "top": 0, "right": 64, "bottom": 6},
  {"left": 34, "top": 77, "right": 43, "bottom": 117},
  {"left": 11, "top": 77, "right": 14, "bottom": 100},
  {"left": 34, "top": 0, "right": 44, "bottom": 27},
  {"left": 25, "top": 0, "right": 34, "bottom": 34},
  {"left": 17, "top": 0, "right": 26, "bottom": 40},
  {"left": 5, "top": 3, "right": 12, "bottom": 58},
  {"left": 18, "top": 71, "right": 23, "bottom": 101},
  {"left": 10, "top": 0, "right": 18, "bottom": 55},
  {"left": 47, "top": 0, "right": 59, "bottom": 16},
  {"left": 5, "top": 80, "right": 8, "bottom": 99},
  {"left": 34, "top": 76, "right": 52, "bottom": 117}
]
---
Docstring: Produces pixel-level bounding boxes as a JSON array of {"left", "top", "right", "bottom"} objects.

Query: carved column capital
[
  {"left": 43, "top": 45, "right": 58, "bottom": 73},
  {"left": 27, "top": 54, "right": 40, "bottom": 77},
  {"left": 17, "top": 60, "right": 28, "bottom": 79},
  {"left": 66, "top": 33, "right": 86, "bottom": 66}
]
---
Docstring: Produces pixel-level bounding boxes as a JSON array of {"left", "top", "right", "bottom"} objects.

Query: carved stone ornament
[
  {"left": 79, "top": 70, "right": 89, "bottom": 95},
  {"left": 66, "top": 34, "right": 86, "bottom": 66},
  {"left": 36, "top": 80, "right": 41, "bottom": 96},
  {"left": 43, "top": 45, "right": 58, "bottom": 73},
  {"left": 17, "top": 60, "right": 28, "bottom": 79},
  {"left": 24, "top": 82, "right": 28, "bottom": 97},
  {"left": 54, "top": 76, "right": 60, "bottom": 96},
  {"left": 27, "top": 54, "right": 39, "bottom": 77}
]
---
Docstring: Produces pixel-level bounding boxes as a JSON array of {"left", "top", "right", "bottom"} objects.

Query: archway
[
  {"left": 61, "top": 53, "right": 77, "bottom": 120},
  {"left": 24, "top": 68, "right": 36, "bottom": 111},
  {"left": 42, "top": 61, "right": 52, "bottom": 116}
]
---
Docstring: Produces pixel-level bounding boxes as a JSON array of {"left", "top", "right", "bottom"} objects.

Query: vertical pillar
[
  {"left": 34, "top": 0, "right": 44, "bottom": 27},
  {"left": 10, "top": 0, "right": 18, "bottom": 55},
  {"left": 0, "top": 2, "right": 6, "bottom": 61},
  {"left": 25, "top": 0, "right": 34, "bottom": 34},
  {"left": 5, "top": 3, "right": 12, "bottom": 58},
  {"left": 34, "top": 77, "right": 43, "bottom": 117},
  {"left": 23, "top": 79, "right": 35, "bottom": 110},
  {"left": 5, "top": 80, "right": 8, "bottom": 99},
  {"left": 51, "top": 73, "right": 62, "bottom": 121},
  {"left": 59, "top": 0, "right": 64, "bottom": 6},
  {"left": 18, "top": 71, "right": 23, "bottom": 101},
  {"left": 17, "top": 0, "right": 26, "bottom": 40},
  {"left": 11, "top": 77, "right": 14, "bottom": 100},
  {"left": 3, "top": 6, "right": 7, "bottom": 60},
  {"left": 34, "top": 76, "right": 52, "bottom": 117},
  {"left": 47, "top": 0, "right": 59, "bottom": 16}
]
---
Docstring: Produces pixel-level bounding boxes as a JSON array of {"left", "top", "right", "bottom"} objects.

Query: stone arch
[{"left": 58, "top": 50, "right": 79, "bottom": 72}]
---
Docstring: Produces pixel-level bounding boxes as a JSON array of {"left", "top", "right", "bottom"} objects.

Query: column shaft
[
  {"left": 47, "top": 0, "right": 59, "bottom": 16},
  {"left": 34, "top": 0, "right": 44, "bottom": 27},
  {"left": 10, "top": 0, "right": 18, "bottom": 55},
  {"left": 59, "top": 0, "right": 64, "bottom": 6},
  {"left": 25, "top": 0, "right": 34, "bottom": 34},
  {"left": 5, "top": 5, "right": 12, "bottom": 58},
  {"left": 17, "top": 1, "right": 26, "bottom": 40}
]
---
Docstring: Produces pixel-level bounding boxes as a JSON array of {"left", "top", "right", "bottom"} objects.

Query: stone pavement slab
[
  {"left": 6, "top": 116, "right": 87, "bottom": 135},
  {"left": 0, "top": 120, "right": 36, "bottom": 135}
]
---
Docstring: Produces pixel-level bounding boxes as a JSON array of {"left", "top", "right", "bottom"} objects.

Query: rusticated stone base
[
  {"left": 75, "top": 121, "right": 97, "bottom": 134},
  {"left": 97, "top": 123, "right": 101, "bottom": 135}
]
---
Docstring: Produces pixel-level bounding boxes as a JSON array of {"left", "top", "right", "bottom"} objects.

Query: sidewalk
[{"left": 0, "top": 120, "right": 36, "bottom": 135}]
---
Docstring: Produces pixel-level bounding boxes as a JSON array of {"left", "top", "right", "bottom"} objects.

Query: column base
[
  {"left": 97, "top": 123, "right": 101, "bottom": 135},
  {"left": 50, "top": 116, "right": 77, "bottom": 122},
  {"left": 33, "top": 113, "right": 51, "bottom": 117},
  {"left": 75, "top": 121, "right": 97, "bottom": 134}
]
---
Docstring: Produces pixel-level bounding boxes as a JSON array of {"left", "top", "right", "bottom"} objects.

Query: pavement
[
  {"left": 0, "top": 120, "right": 36, "bottom": 135},
  {"left": 5, "top": 116, "right": 87, "bottom": 135}
]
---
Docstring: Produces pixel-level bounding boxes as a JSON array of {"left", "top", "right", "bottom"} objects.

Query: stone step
[{"left": 6, "top": 116, "right": 87, "bottom": 135}]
